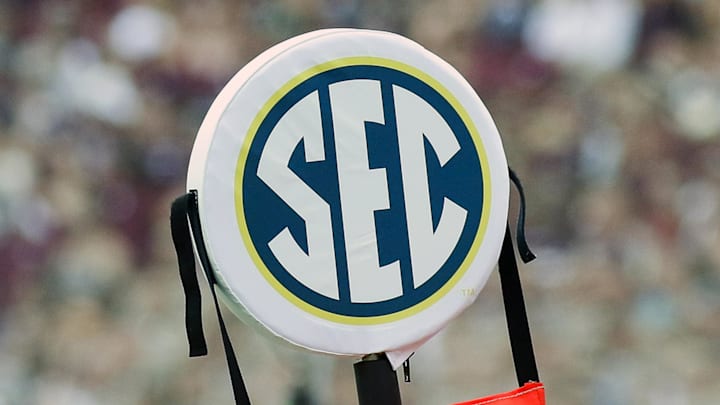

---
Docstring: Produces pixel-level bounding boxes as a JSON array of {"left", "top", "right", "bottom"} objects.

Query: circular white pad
[{"left": 187, "top": 29, "right": 509, "bottom": 356}]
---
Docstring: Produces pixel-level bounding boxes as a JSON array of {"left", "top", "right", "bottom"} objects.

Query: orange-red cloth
[{"left": 452, "top": 382, "right": 545, "bottom": 405}]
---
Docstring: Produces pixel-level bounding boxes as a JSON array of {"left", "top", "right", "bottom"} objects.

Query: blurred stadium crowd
[{"left": 1, "top": 0, "right": 719, "bottom": 404}]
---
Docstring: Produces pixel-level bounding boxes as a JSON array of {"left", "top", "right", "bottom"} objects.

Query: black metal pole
[{"left": 354, "top": 353, "right": 402, "bottom": 405}]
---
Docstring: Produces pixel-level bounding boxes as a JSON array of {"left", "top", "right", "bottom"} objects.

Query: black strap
[
  {"left": 499, "top": 170, "right": 539, "bottom": 386},
  {"left": 170, "top": 191, "right": 252, "bottom": 405},
  {"left": 509, "top": 168, "right": 536, "bottom": 263},
  {"left": 170, "top": 194, "right": 208, "bottom": 357}
]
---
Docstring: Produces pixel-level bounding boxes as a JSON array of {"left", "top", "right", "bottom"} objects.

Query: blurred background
[{"left": 1, "top": 0, "right": 719, "bottom": 404}]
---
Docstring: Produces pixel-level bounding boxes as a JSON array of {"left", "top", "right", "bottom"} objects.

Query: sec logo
[
  {"left": 187, "top": 29, "right": 508, "bottom": 357},
  {"left": 239, "top": 58, "right": 487, "bottom": 322}
]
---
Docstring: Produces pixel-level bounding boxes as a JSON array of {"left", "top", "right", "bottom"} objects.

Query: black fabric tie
[
  {"left": 170, "top": 191, "right": 252, "bottom": 405},
  {"left": 499, "top": 168, "right": 539, "bottom": 386}
]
